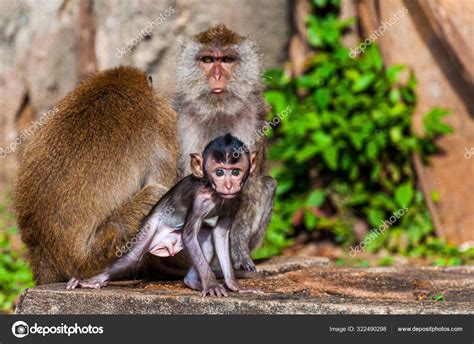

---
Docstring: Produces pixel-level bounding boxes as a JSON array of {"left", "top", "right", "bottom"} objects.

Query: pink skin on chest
[{"left": 148, "top": 225, "right": 183, "bottom": 257}]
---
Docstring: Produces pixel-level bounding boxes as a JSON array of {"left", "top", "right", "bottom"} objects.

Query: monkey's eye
[
  {"left": 215, "top": 169, "right": 225, "bottom": 177},
  {"left": 222, "top": 56, "right": 236, "bottom": 63},
  {"left": 201, "top": 56, "right": 213, "bottom": 63},
  {"left": 231, "top": 169, "right": 240, "bottom": 176}
]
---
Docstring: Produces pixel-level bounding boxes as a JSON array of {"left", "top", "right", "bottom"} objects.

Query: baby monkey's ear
[
  {"left": 190, "top": 153, "right": 204, "bottom": 178},
  {"left": 249, "top": 151, "right": 258, "bottom": 176}
]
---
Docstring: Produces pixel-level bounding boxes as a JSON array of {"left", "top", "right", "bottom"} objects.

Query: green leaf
[
  {"left": 265, "top": 91, "right": 286, "bottom": 114},
  {"left": 296, "top": 145, "right": 319, "bottom": 162},
  {"left": 352, "top": 72, "right": 375, "bottom": 92},
  {"left": 306, "top": 189, "right": 325, "bottom": 207},
  {"left": 313, "top": 0, "right": 328, "bottom": 8},
  {"left": 368, "top": 208, "right": 385, "bottom": 227},
  {"left": 431, "top": 191, "right": 440, "bottom": 203},
  {"left": 312, "top": 132, "right": 333, "bottom": 147},
  {"left": 307, "top": 26, "right": 323, "bottom": 47},
  {"left": 395, "top": 183, "right": 414, "bottom": 207},
  {"left": 389, "top": 126, "right": 402, "bottom": 143},
  {"left": 367, "top": 45, "right": 383, "bottom": 71},
  {"left": 314, "top": 88, "right": 331, "bottom": 109},
  {"left": 366, "top": 141, "right": 378, "bottom": 160},
  {"left": 423, "top": 108, "right": 453, "bottom": 138},
  {"left": 322, "top": 146, "right": 339, "bottom": 170},
  {"left": 304, "top": 211, "right": 317, "bottom": 229},
  {"left": 386, "top": 64, "right": 405, "bottom": 84}
]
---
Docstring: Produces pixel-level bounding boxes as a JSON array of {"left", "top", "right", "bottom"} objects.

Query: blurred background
[{"left": 0, "top": 0, "right": 472, "bottom": 312}]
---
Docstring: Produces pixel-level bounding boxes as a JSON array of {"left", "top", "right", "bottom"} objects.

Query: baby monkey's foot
[
  {"left": 66, "top": 276, "right": 108, "bottom": 290},
  {"left": 202, "top": 281, "right": 228, "bottom": 297},
  {"left": 183, "top": 275, "right": 202, "bottom": 291}
]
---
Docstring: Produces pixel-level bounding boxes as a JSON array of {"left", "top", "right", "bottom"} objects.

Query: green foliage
[
  {"left": 254, "top": 1, "right": 467, "bottom": 264},
  {"left": 0, "top": 192, "right": 34, "bottom": 313},
  {"left": 431, "top": 292, "right": 445, "bottom": 302}
]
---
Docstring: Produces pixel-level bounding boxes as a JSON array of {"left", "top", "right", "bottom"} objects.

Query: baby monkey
[{"left": 67, "top": 134, "right": 260, "bottom": 297}]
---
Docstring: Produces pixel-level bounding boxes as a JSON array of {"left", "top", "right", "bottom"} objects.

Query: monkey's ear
[
  {"left": 190, "top": 153, "right": 204, "bottom": 178},
  {"left": 147, "top": 75, "right": 153, "bottom": 88},
  {"left": 249, "top": 151, "right": 258, "bottom": 176}
]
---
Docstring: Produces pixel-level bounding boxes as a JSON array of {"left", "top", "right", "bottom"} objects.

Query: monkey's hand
[
  {"left": 232, "top": 253, "right": 257, "bottom": 272},
  {"left": 225, "top": 280, "right": 263, "bottom": 295},
  {"left": 66, "top": 276, "right": 108, "bottom": 290},
  {"left": 202, "top": 280, "right": 228, "bottom": 297}
]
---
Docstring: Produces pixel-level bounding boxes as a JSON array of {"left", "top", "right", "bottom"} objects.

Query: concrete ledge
[{"left": 16, "top": 257, "right": 474, "bottom": 315}]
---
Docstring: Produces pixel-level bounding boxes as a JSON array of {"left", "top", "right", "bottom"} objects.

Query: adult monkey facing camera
[
  {"left": 14, "top": 67, "right": 178, "bottom": 284},
  {"left": 174, "top": 24, "right": 277, "bottom": 271},
  {"left": 67, "top": 134, "right": 261, "bottom": 297}
]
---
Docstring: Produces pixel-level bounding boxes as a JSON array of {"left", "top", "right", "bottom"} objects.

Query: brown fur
[
  {"left": 193, "top": 24, "right": 244, "bottom": 46},
  {"left": 14, "top": 66, "right": 178, "bottom": 284}
]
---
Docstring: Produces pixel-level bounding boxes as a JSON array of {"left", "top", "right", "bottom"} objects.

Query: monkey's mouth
[
  {"left": 212, "top": 88, "right": 224, "bottom": 94},
  {"left": 217, "top": 192, "right": 238, "bottom": 199}
]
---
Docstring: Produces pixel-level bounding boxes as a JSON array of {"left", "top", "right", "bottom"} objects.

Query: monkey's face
[
  {"left": 197, "top": 49, "right": 239, "bottom": 96},
  {"left": 176, "top": 32, "right": 262, "bottom": 117},
  {"left": 205, "top": 156, "right": 249, "bottom": 199},
  {"left": 190, "top": 136, "right": 258, "bottom": 199}
]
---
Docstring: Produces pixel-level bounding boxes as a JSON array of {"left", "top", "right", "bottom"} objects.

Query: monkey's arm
[
  {"left": 182, "top": 197, "right": 227, "bottom": 297},
  {"left": 213, "top": 217, "right": 262, "bottom": 294}
]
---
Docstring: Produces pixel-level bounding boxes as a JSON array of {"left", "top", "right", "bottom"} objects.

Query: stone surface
[
  {"left": 256, "top": 255, "right": 329, "bottom": 276},
  {"left": 15, "top": 257, "right": 474, "bottom": 315}
]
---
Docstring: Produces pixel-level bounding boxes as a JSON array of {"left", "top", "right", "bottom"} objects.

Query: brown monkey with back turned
[
  {"left": 14, "top": 67, "right": 178, "bottom": 284},
  {"left": 173, "top": 24, "right": 277, "bottom": 271}
]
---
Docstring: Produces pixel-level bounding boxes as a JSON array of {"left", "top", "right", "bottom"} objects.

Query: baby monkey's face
[
  {"left": 205, "top": 155, "right": 249, "bottom": 199},
  {"left": 190, "top": 138, "right": 258, "bottom": 200}
]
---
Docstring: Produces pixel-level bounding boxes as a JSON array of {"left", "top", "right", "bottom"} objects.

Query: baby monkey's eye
[
  {"left": 201, "top": 56, "right": 213, "bottom": 63},
  {"left": 222, "top": 56, "right": 236, "bottom": 63},
  {"left": 215, "top": 169, "right": 225, "bottom": 177},
  {"left": 231, "top": 169, "right": 240, "bottom": 176}
]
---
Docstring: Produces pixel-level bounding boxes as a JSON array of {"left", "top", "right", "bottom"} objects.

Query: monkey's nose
[
  {"left": 225, "top": 183, "right": 232, "bottom": 190},
  {"left": 212, "top": 67, "right": 222, "bottom": 80}
]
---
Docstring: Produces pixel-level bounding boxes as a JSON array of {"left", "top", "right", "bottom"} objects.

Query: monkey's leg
[
  {"left": 67, "top": 220, "right": 181, "bottom": 290},
  {"left": 183, "top": 226, "right": 216, "bottom": 292},
  {"left": 80, "top": 183, "right": 168, "bottom": 277},
  {"left": 230, "top": 177, "right": 276, "bottom": 272},
  {"left": 249, "top": 176, "right": 277, "bottom": 251},
  {"left": 213, "top": 218, "right": 262, "bottom": 294}
]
